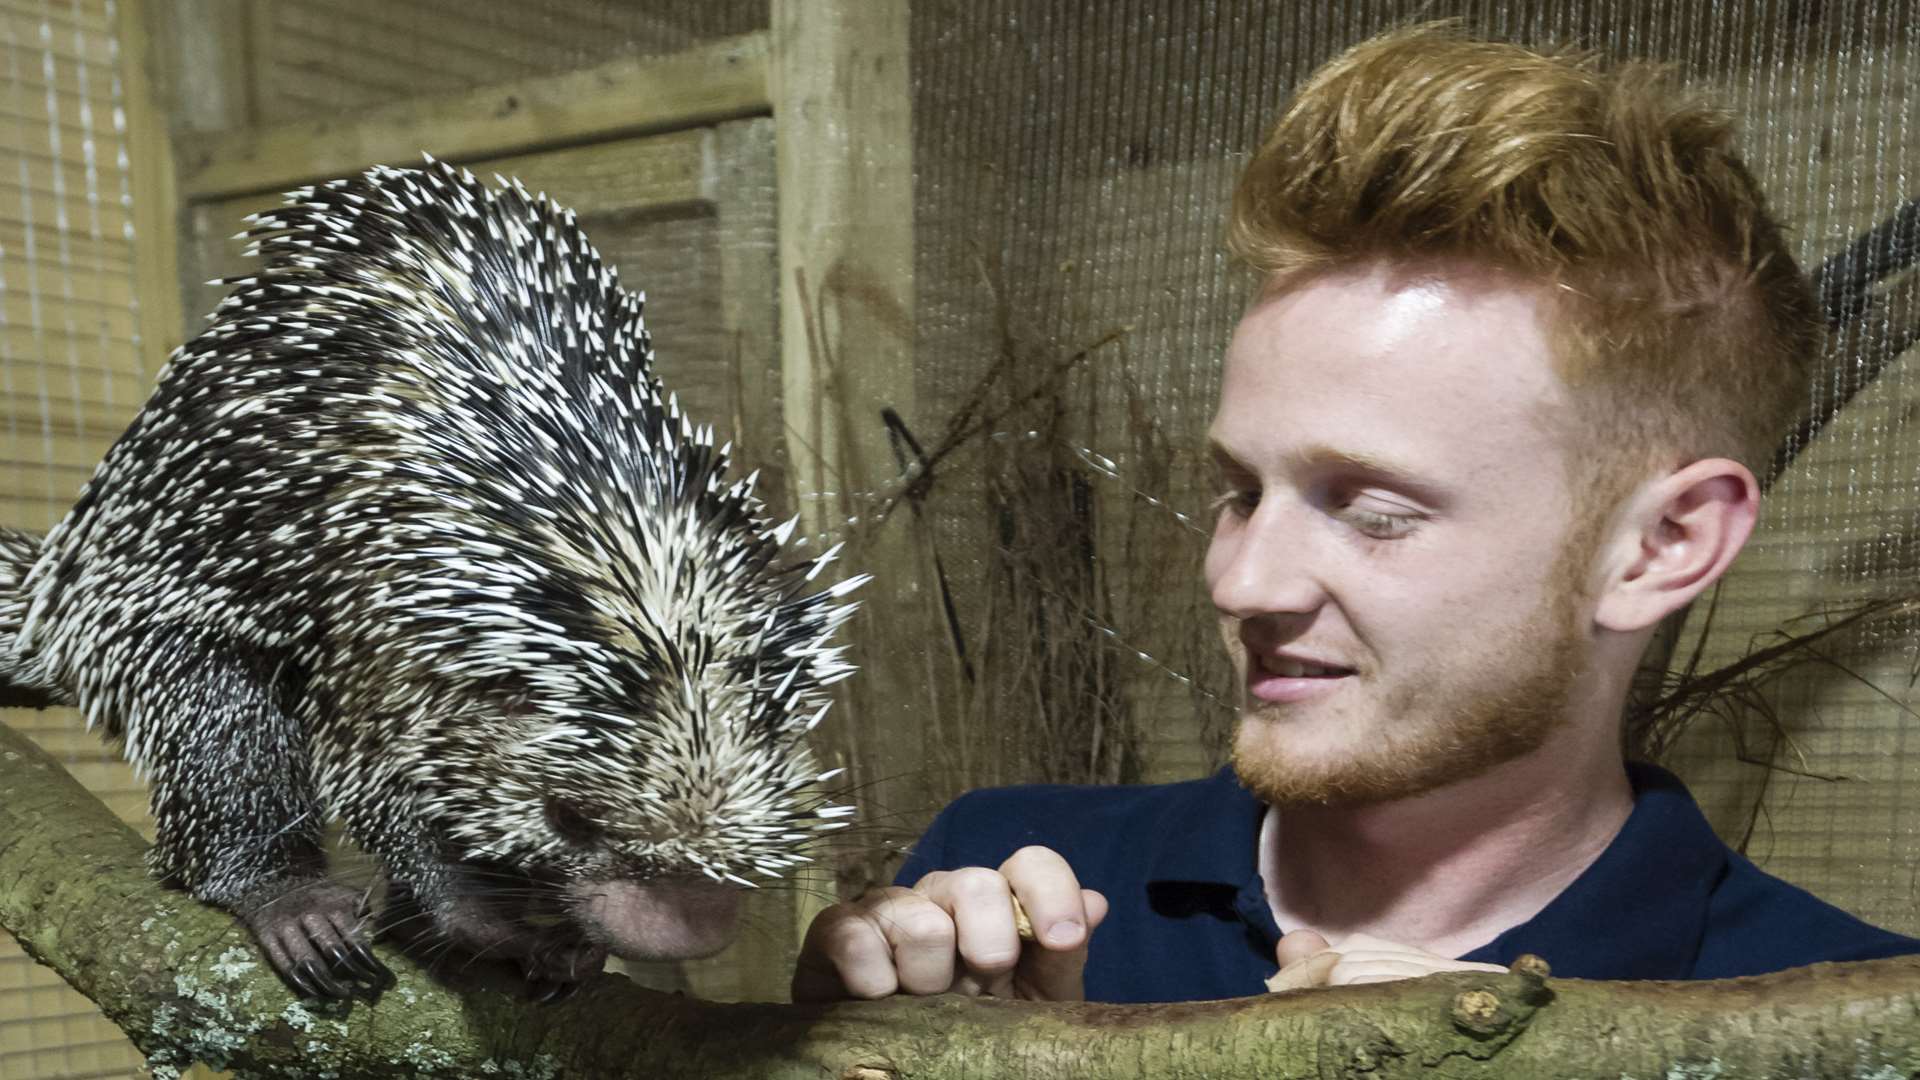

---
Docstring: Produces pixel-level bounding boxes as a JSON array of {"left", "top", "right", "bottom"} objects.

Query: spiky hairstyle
[{"left": 1230, "top": 22, "right": 1820, "bottom": 486}]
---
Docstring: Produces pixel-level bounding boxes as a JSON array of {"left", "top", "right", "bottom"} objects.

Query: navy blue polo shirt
[{"left": 894, "top": 762, "right": 1920, "bottom": 1002}]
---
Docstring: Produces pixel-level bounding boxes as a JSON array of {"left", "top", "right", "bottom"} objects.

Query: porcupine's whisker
[
  {"left": 231, "top": 872, "right": 378, "bottom": 915},
  {"left": 372, "top": 907, "right": 443, "bottom": 941}
]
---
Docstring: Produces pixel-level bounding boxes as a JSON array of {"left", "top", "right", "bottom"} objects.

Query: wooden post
[
  {"left": 770, "top": 0, "right": 921, "bottom": 941},
  {"left": 118, "top": 0, "right": 184, "bottom": 373},
  {"left": 711, "top": 117, "right": 785, "bottom": 505}
]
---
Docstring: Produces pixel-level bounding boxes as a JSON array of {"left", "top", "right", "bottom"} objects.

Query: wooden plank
[
  {"left": 0, "top": 490, "right": 87, "bottom": 529},
  {"left": 709, "top": 118, "right": 782, "bottom": 497},
  {"left": 0, "top": 143, "right": 145, "bottom": 207},
  {"left": 0, "top": 0, "right": 111, "bottom": 29},
  {"left": 0, "top": 288, "right": 138, "bottom": 338},
  {"left": 0, "top": 404, "right": 138, "bottom": 442},
  {"left": 0, "top": 220, "right": 131, "bottom": 271},
  {"left": 14, "top": 60, "right": 121, "bottom": 107},
  {"left": 117, "top": 0, "right": 185, "bottom": 373},
  {"left": 471, "top": 129, "right": 707, "bottom": 216},
  {"left": 157, "top": 0, "right": 254, "bottom": 134},
  {"left": 0, "top": 321, "right": 140, "bottom": 357},
  {"left": 0, "top": 8, "right": 118, "bottom": 67},
  {"left": 0, "top": 267, "right": 136, "bottom": 313},
  {"left": 268, "top": 5, "right": 550, "bottom": 95},
  {"left": 186, "top": 132, "right": 710, "bottom": 237},
  {"left": 177, "top": 31, "right": 770, "bottom": 201},
  {"left": 0, "top": 365, "right": 152, "bottom": 412},
  {"left": 177, "top": 132, "right": 713, "bottom": 340},
  {"left": 0, "top": 97, "right": 129, "bottom": 144},
  {"left": 770, "top": 0, "right": 918, "bottom": 944},
  {"left": 0, "top": 426, "right": 116, "bottom": 471}
]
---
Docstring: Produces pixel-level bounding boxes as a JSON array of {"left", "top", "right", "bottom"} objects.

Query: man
[{"left": 791, "top": 24, "right": 1920, "bottom": 1004}]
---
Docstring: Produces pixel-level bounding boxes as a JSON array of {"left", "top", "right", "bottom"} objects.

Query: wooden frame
[
  {"left": 174, "top": 31, "right": 770, "bottom": 201},
  {"left": 769, "top": 0, "right": 919, "bottom": 930},
  {"left": 118, "top": 0, "right": 184, "bottom": 376}
]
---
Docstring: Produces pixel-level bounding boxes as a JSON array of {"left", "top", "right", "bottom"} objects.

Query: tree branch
[{"left": 6, "top": 717, "right": 1920, "bottom": 1078}]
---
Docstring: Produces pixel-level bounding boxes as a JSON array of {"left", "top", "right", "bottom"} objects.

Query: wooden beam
[
  {"left": 709, "top": 118, "right": 784, "bottom": 515},
  {"left": 770, "top": 0, "right": 920, "bottom": 935},
  {"left": 119, "top": 0, "right": 184, "bottom": 374},
  {"left": 177, "top": 131, "right": 714, "bottom": 327},
  {"left": 162, "top": 0, "right": 256, "bottom": 134},
  {"left": 175, "top": 31, "right": 771, "bottom": 201}
]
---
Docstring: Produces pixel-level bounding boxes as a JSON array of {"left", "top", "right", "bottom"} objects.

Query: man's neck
[{"left": 1259, "top": 733, "right": 1634, "bottom": 959}]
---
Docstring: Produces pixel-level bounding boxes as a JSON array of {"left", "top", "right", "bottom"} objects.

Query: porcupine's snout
[{"left": 569, "top": 877, "right": 742, "bottom": 960}]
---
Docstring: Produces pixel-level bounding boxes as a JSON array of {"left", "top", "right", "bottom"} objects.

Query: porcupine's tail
[{"left": 0, "top": 527, "right": 67, "bottom": 708}]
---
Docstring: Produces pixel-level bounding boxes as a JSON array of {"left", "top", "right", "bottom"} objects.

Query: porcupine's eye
[{"left": 544, "top": 798, "right": 605, "bottom": 846}]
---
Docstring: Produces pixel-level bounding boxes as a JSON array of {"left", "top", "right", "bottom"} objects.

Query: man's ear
[{"left": 1593, "top": 459, "right": 1760, "bottom": 634}]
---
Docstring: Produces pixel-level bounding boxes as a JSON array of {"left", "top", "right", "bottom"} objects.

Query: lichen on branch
[{"left": 4, "top": 717, "right": 1920, "bottom": 1079}]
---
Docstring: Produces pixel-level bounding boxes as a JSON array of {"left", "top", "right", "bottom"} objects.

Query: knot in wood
[
  {"left": 1511, "top": 953, "right": 1551, "bottom": 979},
  {"left": 1450, "top": 988, "right": 1506, "bottom": 1036}
]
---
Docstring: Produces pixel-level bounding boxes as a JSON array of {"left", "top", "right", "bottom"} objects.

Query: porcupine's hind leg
[
  {"left": 131, "top": 626, "right": 391, "bottom": 999},
  {"left": 0, "top": 527, "right": 70, "bottom": 708}
]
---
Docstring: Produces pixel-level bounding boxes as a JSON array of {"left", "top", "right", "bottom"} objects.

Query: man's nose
[{"left": 1206, "top": 505, "right": 1327, "bottom": 620}]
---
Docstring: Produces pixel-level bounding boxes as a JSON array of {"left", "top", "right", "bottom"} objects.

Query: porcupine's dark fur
[{"left": 1, "top": 158, "right": 865, "bottom": 999}]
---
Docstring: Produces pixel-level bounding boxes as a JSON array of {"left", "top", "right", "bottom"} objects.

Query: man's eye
[
  {"left": 1347, "top": 508, "right": 1417, "bottom": 539},
  {"left": 1342, "top": 503, "right": 1420, "bottom": 540},
  {"left": 1210, "top": 489, "right": 1260, "bottom": 516}
]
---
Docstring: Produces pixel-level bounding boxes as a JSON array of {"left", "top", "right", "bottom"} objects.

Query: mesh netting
[
  {"left": 1, "top": 2, "right": 1917, "bottom": 1067},
  {"left": 896, "top": 0, "right": 1920, "bottom": 932}
]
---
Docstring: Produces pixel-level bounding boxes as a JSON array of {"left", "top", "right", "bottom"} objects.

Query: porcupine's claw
[
  {"left": 244, "top": 882, "right": 392, "bottom": 1000},
  {"left": 527, "top": 977, "right": 577, "bottom": 1004},
  {"left": 518, "top": 938, "right": 606, "bottom": 1003},
  {"left": 132, "top": 636, "right": 390, "bottom": 1000}
]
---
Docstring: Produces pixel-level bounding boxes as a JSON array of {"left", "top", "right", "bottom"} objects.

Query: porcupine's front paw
[
  {"left": 517, "top": 935, "right": 610, "bottom": 1004},
  {"left": 437, "top": 896, "right": 609, "bottom": 1003},
  {"left": 240, "top": 880, "right": 393, "bottom": 1000},
  {"left": 381, "top": 887, "right": 607, "bottom": 1002}
]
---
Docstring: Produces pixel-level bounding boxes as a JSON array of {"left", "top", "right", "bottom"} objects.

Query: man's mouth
[
  {"left": 1255, "top": 654, "right": 1352, "bottom": 678},
  {"left": 1247, "top": 652, "right": 1354, "bottom": 704}
]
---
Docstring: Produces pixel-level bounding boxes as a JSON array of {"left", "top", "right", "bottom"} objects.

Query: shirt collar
[
  {"left": 1143, "top": 767, "right": 1286, "bottom": 946},
  {"left": 1460, "top": 761, "right": 1725, "bottom": 978},
  {"left": 1143, "top": 761, "right": 1727, "bottom": 977}
]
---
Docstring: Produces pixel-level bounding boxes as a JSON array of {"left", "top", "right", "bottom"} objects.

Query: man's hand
[
  {"left": 1266, "top": 930, "right": 1507, "bottom": 991},
  {"left": 790, "top": 845, "right": 1109, "bottom": 1002}
]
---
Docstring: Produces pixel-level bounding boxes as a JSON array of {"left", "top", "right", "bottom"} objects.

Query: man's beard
[{"left": 1230, "top": 574, "right": 1588, "bottom": 809}]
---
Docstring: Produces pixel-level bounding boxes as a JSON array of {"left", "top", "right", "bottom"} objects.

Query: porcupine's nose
[{"left": 570, "top": 877, "right": 742, "bottom": 960}]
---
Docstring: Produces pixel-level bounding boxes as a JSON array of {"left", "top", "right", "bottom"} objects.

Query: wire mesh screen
[
  {"left": 894, "top": 0, "right": 1920, "bottom": 934},
  {"left": 0, "top": 2, "right": 159, "bottom": 1076},
  {"left": 2, "top": 0, "right": 1918, "bottom": 1071}
]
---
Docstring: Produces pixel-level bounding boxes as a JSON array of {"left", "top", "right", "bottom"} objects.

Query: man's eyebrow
[
  {"left": 1206, "top": 439, "right": 1246, "bottom": 471},
  {"left": 1210, "top": 439, "right": 1447, "bottom": 500},
  {"left": 1292, "top": 443, "right": 1422, "bottom": 481},
  {"left": 1299, "top": 444, "right": 1453, "bottom": 505}
]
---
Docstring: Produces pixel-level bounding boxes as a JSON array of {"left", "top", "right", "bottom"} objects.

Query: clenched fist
[{"left": 791, "top": 845, "right": 1109, "bottom": 1001}]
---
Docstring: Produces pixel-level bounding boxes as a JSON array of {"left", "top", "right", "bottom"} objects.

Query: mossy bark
[{"left": 5, "top": 717, "right": 1920, "bottom": 1079}]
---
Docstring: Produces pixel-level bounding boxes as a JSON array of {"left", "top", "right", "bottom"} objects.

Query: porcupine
[{"left": 0, "top": 157, "right": 866, "bottom": 1001}]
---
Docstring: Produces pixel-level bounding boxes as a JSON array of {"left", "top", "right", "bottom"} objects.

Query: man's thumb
[
  {"left": 1013, "top": 888, "right": 1109, "bottom": 1000},
  {"left": 1275, "top": 928, "right": 1330, "bottom": 967},
  {"left": 1266, "top": 929, "right": 1339, "bottom": 992}
]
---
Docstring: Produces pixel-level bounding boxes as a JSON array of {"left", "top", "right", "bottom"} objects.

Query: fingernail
[{"left": 1043, "top": 920, "right": 1084, "bottom": 947}]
